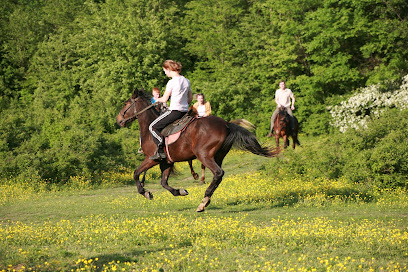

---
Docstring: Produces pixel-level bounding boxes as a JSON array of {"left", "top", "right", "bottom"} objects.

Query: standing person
[
  {"left": 192, "top": 93, "right": 212, "bottom": 117},
  {"left": 267, "top": 80, "right": 296, "bottom": 137},
  {"left": 149, "top": 60, "right": 193, "bottom": 160}
]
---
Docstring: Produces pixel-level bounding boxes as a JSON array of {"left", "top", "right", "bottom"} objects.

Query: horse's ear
[{"left": 132, "top": 88, "right": 139, "bottom": 99}]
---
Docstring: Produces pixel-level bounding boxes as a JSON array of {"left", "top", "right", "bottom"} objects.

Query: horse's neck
[{"left": 138, "top": 108, "right": 158, "bottom": 140}]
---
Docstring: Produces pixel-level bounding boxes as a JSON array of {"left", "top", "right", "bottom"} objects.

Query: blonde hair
[{"left": 163, "top": 60, "right": 182, "bottom": 73}]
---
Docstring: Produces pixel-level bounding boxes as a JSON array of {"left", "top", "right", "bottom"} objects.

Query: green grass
[{"left": 1, "top": 149, "right": 408, "bottom": 272}]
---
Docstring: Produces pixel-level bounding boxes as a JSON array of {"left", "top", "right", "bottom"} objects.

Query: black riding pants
[{"left": 149, "top": 110, "right": 186, "bottom": 146}]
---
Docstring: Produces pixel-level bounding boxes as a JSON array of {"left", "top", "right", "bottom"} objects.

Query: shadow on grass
[
  {"left": 67, "top": 245, "right": 187, "bottom": 272},
  {"left": 223, "top": 187, "right": 374, "bottom": 209}
]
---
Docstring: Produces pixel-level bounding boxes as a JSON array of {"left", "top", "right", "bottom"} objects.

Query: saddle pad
[
  {"left": 161, "top": 114, "right": 195, "bottom": 137},
  {"left": 165, "top": 131, "right": 181, "bottom": 146}
]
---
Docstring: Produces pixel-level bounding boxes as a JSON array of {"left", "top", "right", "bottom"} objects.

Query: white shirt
[
  {"left": 166, "top": 76, "right": 191, "bottom": 111},
  {"left": 197, "top": 105, "right": 206, "bottom": 117},
  {"left": 275, "top": 88, "right": 293, "bottom": 108}
]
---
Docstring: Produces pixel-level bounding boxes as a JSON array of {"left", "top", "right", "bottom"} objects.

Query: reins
[{"left": 119, "top": 98, "right": 158, "bottom": 125}]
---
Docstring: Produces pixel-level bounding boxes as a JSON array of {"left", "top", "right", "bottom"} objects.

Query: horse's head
[
  {"left": 116, "top": 88, "right": 151, "bottom": 127},
  {"left": 276, "top": 106, "right": 290, "bottom": 128}
]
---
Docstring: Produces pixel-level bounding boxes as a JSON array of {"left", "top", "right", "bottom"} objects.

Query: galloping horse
[
  {"left": 274, "top": 106, "right": 300, "bottom": 149},
  {"left": 116, "top": 88, "right": 280, "bottom": 212}
]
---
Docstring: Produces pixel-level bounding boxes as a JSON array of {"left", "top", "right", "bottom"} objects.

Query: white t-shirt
[
  {"left": 275, "top": 88, "right": 293, "bottom": 108},
  {"left": 166, "top": 76, "right": 191, "bottom": 111},
  {"left": 197, "top": 105, "right": 206, "bottom": 117}
]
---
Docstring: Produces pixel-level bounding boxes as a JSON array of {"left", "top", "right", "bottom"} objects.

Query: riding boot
[{"left": 149, "top": 146, "right": 167, "bottom": 161}]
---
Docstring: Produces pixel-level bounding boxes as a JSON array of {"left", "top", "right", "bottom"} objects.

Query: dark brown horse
[
  {"left": 274, "top": 106, "right": 300, "bottom": 149},
  {"left": 116, "top": 88, "right": 280, "bottom": 212}
]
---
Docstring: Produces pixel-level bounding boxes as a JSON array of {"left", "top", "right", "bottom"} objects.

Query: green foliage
[
  {"left": 341, "top": 109, "right": 408, "bottom": 188},
  {"left": 1, "top": 0, "right": 408, "bottom": 182}
]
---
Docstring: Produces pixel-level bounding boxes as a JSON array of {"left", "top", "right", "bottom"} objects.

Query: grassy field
[{"left": 1, "top": 148, "right": 408, "bottom": 272}]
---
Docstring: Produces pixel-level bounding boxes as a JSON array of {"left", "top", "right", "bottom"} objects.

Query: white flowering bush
[{"left": 329, "top": 74, "right": 408, "bottom": 132}]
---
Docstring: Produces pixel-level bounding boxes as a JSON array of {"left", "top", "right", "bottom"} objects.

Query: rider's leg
[
  {"left": 149, "top": 111, "right": 172, "bottom": 160},
  {"left": 268, "top": 107, "right": 280, "bottom": 137},
  {"left": 149, "top": 110, "right": 185, "bottom": 160}
]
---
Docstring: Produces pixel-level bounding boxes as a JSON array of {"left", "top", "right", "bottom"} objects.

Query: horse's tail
[
  {"left": 224, "top": 122, "right": 280, "bottom": 157},
  {"left": 230, "top": 118, "right": 256, "bottom": 132}
]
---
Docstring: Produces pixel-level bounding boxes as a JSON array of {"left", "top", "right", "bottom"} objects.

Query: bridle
[{"left": 119, "top": 97, "right": 158, "bottom": 126}]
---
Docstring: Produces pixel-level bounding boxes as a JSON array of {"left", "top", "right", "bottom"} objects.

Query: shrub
[
  {"left": 329, "top": 74, "right": 408, "bottom": 132},
  {"left": 264, "top": 108, "right": 408, "bottom": 189}
]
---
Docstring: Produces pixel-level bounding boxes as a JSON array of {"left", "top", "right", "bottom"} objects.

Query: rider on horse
[
  {"left": 267, "top": 80, "right": 296, "bottom": 137},
  {"left": 148, "top": 60, "right": 193, "bottom": 161}
]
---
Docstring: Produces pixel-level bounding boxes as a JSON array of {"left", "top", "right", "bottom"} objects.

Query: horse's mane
[
  {"left": 135, "top": 88, "right": 162, "bottom": 116},
  {"left": 137, "top": 89, "right": 152, "bottom": 103}
]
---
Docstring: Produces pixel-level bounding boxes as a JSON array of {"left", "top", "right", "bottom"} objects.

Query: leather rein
[{"left": 119, "top": 98, "right": 157, "bottom": 126}]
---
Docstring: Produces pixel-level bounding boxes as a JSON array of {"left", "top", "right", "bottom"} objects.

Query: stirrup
[{"left": 149, "top": 149, "right": 166, "bottom": 161}]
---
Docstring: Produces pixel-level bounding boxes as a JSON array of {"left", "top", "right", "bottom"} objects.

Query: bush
[
  {"left": 329, "top": 74, "right": 408, "bottom": 132},
  {"left": 342, "top": 109, "right": 408, "bottom": 188},
  {"left": 264, "top": 108, "right": 408, "bottom": 189}
]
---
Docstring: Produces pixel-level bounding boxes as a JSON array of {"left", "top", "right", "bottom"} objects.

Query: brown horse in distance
[
  {"left": 116, "top": 89, "right": 280, "bottom": 212},
  {"left": 274, "top": 106, "right": 300, "bottom": 149}
]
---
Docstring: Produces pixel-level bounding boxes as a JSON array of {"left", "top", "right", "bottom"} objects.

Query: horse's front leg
[
  {"left": 160, "top": 162, "right": 189, "bottom": 196},
  {"left": 188, "top": 160, "right": 199, "bottom": 180},
  {"left": 140, "top": 171, "right": 147, "bottom": 186},
  {"left": 275, "top": 131, "right": 280, "bottom": 147},
  {"left": 283, "top": 135, "right": 288, "bottom": 149},
  {"left": 134, "top": 159, "right": 158, "bottom": 200}
]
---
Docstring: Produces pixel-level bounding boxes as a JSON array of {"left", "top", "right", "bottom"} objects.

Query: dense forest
[{"left": 1, "top": 0, "right": 408, "bottom": 183}]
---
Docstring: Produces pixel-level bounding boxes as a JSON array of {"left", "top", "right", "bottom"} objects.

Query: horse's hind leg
[
  {"left": 292, "top": 135, "right": 297, "bottom": 149},
  {"left": 200, "top": 164, "right": 206, "bottom": 184},
  {"left": 160, "top": 162, "right": 189, "bottom": 196},
  {"left": 196, "top": 157, "right": 225, "bottom": 212},
  {"left": 188, "top": 160, "right": 199, "bottom": 180}
]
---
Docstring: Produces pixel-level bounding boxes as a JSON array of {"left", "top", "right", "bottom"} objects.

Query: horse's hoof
[
  {"left": 196, "top": 197, "right": 211, "bottom": 212},
  {"left": 144, "top": 191, "right": 153, "bottom": 200},
  {"left": 179, "top": 189, "right": 189, "bottom": 196},
  {"left": 192, "top": 173, "right": 199, "bottom": 180},
  {"left": 199, "top": 177, "right": 205, "bottom": 184}
]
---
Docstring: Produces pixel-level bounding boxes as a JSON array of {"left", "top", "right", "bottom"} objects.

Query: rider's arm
[
  {"left": 187, "top": 89, "right": 193, "bottom": 104},
  {"left": 290, "top": 93, "right": 295, "bottom": 109},
  {"left": 156, "top": 89, "right": 171, "bottom": 103}
]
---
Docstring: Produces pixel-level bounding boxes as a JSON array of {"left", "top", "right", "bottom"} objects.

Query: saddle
[
  {"left": 161, "top": 112, "right": 195, "bottom": 137},
  {"left": 161, "top": 111, "right": 196, "bottom": 163}
]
